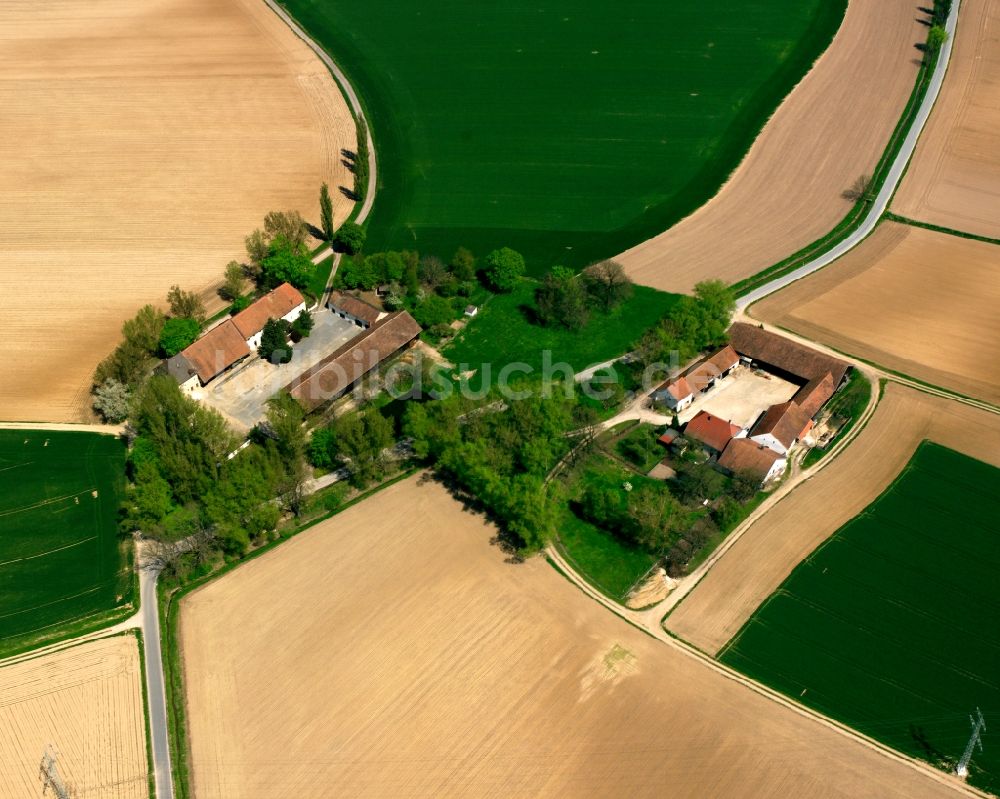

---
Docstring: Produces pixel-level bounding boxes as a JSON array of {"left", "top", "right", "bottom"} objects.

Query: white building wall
[
  {"left": 244, "top": 302, "right": 307, "bottom": 350},
  {"left": 765, "top": 458, "right": 787, "bottom": 483},
  {"left": 750, "top": 433, "right": 789, "bottom": 455}
]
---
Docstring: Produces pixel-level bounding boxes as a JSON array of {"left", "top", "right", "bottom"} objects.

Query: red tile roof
[
  {"left": 719, "top": 437, "right": 785, "bottom": 479},
  {"left": 656, "top": 344, "right": 740, "bottom": 398},
  {"left": 685, "top": 411, "right": 742, "bottom": 453},
  {"left": 287, "top": 311, "right": 421, "bottom": 411},
  {"left": 232, "top": 283, "right": 305, "bottom": 340},
  {"left": 751, "top": 401, "right": 812, "bottom": 448},
  {"left": 179, "top": 320, "right": 251, "bottom": 383},
  {"left": 793, "top": 372, "right": 835, "bottom": 418}
]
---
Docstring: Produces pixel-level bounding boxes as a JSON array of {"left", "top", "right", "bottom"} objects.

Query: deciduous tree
[
  {"left": 483, "top": 247, "right": 525, "bottom": 292},
  {"left": 166, "top": 285, "right": 206, "bottom": 324},
  {"left": 159, "top": 317, "right": 200, "bottom": 357},
  {"left": 258, "top": 318, "right": 292, "bottom": 364},
  {"left": 583, "top": 260, "right": 633, "bottom": 312}
]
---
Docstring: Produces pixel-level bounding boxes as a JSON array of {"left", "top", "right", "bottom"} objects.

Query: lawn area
[
  {"left": 280, "top": 0, "right": 846, "bottom": 272},
  {"left": 614, "top": 423, "right": 667, "bottom": 473},
  {"left": 802, "top": 371, "right": 873, "bottom": 467},
  {"left": 555, "top": 453, "right": 661, "bottom": 600},
  {"left": 0, "top": 430, "right": 131, "bottom": 650},
  {"left": 720, "top": 442, "right": 1000, "bottom": 793},
  {"left": 305, "top": 254, "right": 334, "bottom": 303},
  {"left": 556, "top": 512, "right": 655, "bottom": 601},
  {"left": 443, "top": 281, "right": 677, "bottom": 373}
]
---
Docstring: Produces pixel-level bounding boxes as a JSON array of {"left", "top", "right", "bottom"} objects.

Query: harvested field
[
  {"left": 751, "top": 222, "right": 1000, "bottom": 404},
  {"left": 182, "top": 474, "right": 968, "bottom": 798},
  {"left": 617, "top": 0, "right": 925, "bottom": 293},
  {"left": 891, "top": 0, "right": 1000, "bottom": 237},
  {"left": 0, "top": 634, "right": 149, "bottom": 798},
  {"left": 0, "top": 0, "right": 354, "bottom": 423},
  {"left": 666, "top": 382, "right": 1000, "bottom": 655}
]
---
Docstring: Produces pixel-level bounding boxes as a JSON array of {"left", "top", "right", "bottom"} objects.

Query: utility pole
[
  {"left": 955, "top": 708, "right": 986, "bottom": 779},
  {"left": 39, "top": 745, "right": 72, "bottom": 799}
]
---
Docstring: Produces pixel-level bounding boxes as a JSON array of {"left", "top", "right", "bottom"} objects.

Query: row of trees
[
  {"left": 92, "top": 285, "right": 208, "bottom": 422},
  {"left": 636, "top": 279, "right": 735, "bottom": 366}
]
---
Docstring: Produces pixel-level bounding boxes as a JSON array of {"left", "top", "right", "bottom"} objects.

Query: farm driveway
[{"left": 197, "top": 310, "right": 360, "bottom": 429}]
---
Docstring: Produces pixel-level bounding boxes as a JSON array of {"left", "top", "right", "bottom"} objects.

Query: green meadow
[
  {"left": 281, "top": 0, "right": 846, "bottom": 273},
  {"left": 0, "top": 430, "right": 131, "bottom": 649},
  {"left": 721, "top": 443, "right": 1000, "bottom": 794}
]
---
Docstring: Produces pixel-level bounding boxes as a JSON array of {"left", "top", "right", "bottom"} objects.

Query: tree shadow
[
  {"left": 417, "top": 470, "right": 527, "bottom": 562},
  {"left": 304, "top": 222, "right": 324, "bottom": 240},
  {"left": 517, "top": 303, "right": 542, "bottom": 326},
  {"left": 340, "top": 186, "right": 360, "bottom": 202},
  {"left": 341, "top": 147, "right": 357, "bottom": 161}
]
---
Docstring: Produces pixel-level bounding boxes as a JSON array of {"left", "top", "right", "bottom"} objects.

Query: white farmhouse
[
  {"left": 748, "top": 401, "right": 813, "bottom": 455},
  {"left": 232, "top": 283, "right": 306, "bottom": 349}
]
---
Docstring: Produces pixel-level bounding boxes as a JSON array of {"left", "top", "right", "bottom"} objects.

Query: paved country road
[
  {"left": 140, "top": 568, "right": 173, "bottom": 799},
  {"left": 736, "top": 0, "right": 961, "bottom": 310}
]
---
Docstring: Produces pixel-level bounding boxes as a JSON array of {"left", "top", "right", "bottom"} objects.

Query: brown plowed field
[
  {"left": 666, "top": 383, "right": 1000, "bottom": 655},
  {"left": 750, "top": 222, "right": 1000, "bottom": 404},
  {"left": 891, "top": 0, "right": 1000, "bottom": 237},
  {"left": 0, "top": 634, "right": 148, "bottom": 798},
  {"left": 0, "top": 0, "right": 354, "bottom": 423},
  {"left": 616, "top": 0, "right": 925, "bottom": 293},
  {"left": 181, "top": 475, "right": 967, "bottom": 798}
]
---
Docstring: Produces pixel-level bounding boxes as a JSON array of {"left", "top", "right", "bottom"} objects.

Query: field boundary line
[
  {"left": 735, "top": 0, "right": 961, "bottom": 308},
  {"left": 543, "top": 542, "right": 990, "bottom": 799},
  {"left": 263, "top": 0, "right": 379, "bottom": 305}
]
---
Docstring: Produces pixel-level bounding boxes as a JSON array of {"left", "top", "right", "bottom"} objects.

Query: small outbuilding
[
  {"left": 464, "top": 305, "right": 479, "bottom": 318},
  {"left": 328, "top": 292, "right": 384, "bottom": 328}
]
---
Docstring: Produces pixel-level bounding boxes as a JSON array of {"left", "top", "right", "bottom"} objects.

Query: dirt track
[
  {"left": 891, "top": 0, "right": 1000, "bottom": 236},
  {"left": 0, "top": 0, "right": 354, "bottom": 423},
  {"left": 666, "top": 382, "right": 1000, "bottom": 655},
  {"left": 616, "top": 0, "right": 925, "bottom": 293},
  {"left": 0, "top": 634, "right": 148, "bottom": 798},
  {"left": 181, "top": 475, "right": 968, "bottom": 798},
  {"left": 751, "top": 222, "right": 1000, "bottom": 404}
]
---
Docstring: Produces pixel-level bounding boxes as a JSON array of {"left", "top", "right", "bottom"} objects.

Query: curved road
[
  {"left": 260, "top": 0, "right": 380, "bottom": 299},
  {"left": 737, "top": 0, "right": 961, "bottom": 310}
]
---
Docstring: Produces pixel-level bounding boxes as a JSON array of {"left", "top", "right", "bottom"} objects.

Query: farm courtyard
[{"left": 676, "top": 366, "right": 799, "bottom": 428}]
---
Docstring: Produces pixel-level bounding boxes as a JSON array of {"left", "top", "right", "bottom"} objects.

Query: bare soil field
[
  {"left": 181, "top": 474, "right": 968, "bottom": 798},
  {"left": 0, "top": 0, "right": 354, "bottom": 423},
  {"left": 891, "top": 0, "right": 1000, "bottom": 237},
  {"left": 0, "top": 634, "right": 148, "bottom": 798},
  {"left": 616, "top": 0, "right": 925, "bottom": 293},
  {"left": 751, "top": 222, "right": 1000, "bottom": 404},
  {"left": 666, "top": 382, "right": 1000, "bottom": 655}
]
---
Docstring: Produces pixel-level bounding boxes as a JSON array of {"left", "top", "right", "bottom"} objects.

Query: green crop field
[
  {"left": 281, "top": 0, "right": 846, "bottom": 273},
  {"left": 720, "top": 442, "right": 1000, "bottom": 793},
  {"left": 0, "top": 430, "right": 131, "bottom": 650}
]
